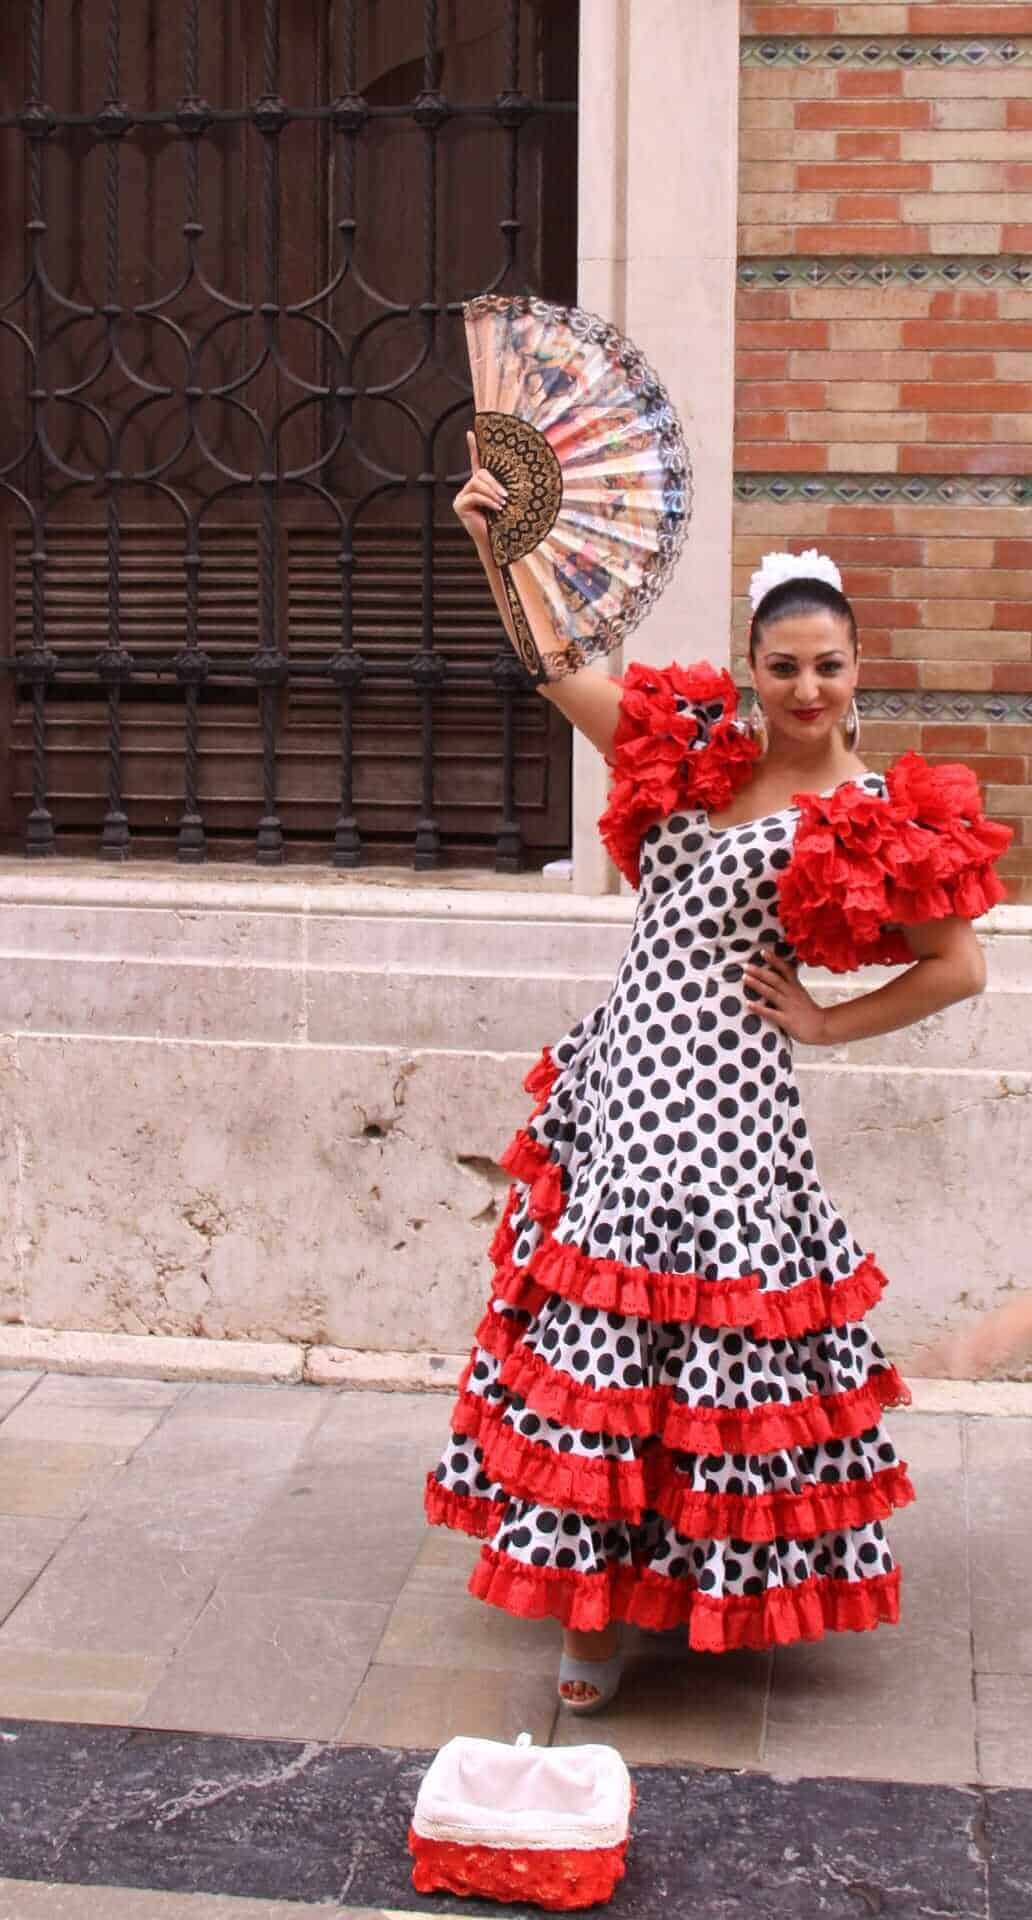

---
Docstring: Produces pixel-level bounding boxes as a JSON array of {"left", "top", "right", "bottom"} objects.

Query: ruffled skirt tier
[{"left": 425, "top": 1045, "right": 914, "bottom": 1654}]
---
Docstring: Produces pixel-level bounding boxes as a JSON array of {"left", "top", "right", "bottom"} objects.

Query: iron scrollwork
[{"left": 0, "top": 0, "right": 577, "bottom": 868}]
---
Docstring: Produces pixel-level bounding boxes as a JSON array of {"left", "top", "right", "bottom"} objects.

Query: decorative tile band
[
  {"left": 738, "top": 258, "right": 1032, "bottom": 291},
  {"left": 741, "top": 37, "right": 1032, "bottom": 68},
  {"left": 738, "top": 689, "right": 1032, "bottom": 724},
  {"left": 734, "top": 473, "right": 1032, "bottom": 506}
]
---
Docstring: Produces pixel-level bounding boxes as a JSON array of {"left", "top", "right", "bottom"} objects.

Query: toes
[{"left": 559, "top": 1681, "right": 600, "bottom": 1704}]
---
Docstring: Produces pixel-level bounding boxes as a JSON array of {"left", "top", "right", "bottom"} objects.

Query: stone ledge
[
  {"left": 0, "top": 857, "right": 1023, "bottom": 937},
  {"left": 0, "top": 1325, "right": 303, "bottom": 1384},
  {"left": 303, "top": 1345, "right": 467, "bottom": 1391},
  {"left": 0, "top": 858, "right": 618, "bottom": 924},
  {"left": 1, "top": 1325, "right": 1031, "bottom": 1414}
]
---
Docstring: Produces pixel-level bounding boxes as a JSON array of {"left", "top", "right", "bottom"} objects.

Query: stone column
[{"left": 572, "top": 0, "right": 741, "bottom": 890}]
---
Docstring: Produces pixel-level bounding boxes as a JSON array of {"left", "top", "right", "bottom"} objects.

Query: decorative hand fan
[{"left": 464, "top": 293, "right": 692, "bottom": 682}]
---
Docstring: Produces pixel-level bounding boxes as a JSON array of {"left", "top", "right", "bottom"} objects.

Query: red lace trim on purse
[{"left": 409, "top": 1828, "right": 631, "bottom": 1911}]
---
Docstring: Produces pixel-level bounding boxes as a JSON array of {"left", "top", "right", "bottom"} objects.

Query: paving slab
[
  {"left": 0, "top": 1649, "right": 165, "bottom": 1728},
  {"left": 22, "top": 1376, "right": 187, "bottom": 1411},
  {"left": 0, "top": 1441, "right": 127, "bottom": 1520},
  {"left": 0, "top": 1891, "right": 442, "bottom": 1920},
  {"left": 0, "top": 1374, "right": 42, "bottom": 1419},
  {"left": 967, "top": 1415, "right": 1032, "bottom": 1676},
  {"left": 553, "top": 1646, "right": 773, "bottom": 1769},
  {"left": 0, "top": 1887, "right": 386, "bottom": 1920},
  {"left": 977, "top": 1674, "right": 1032, "bottom": 1790},
  {"left": 218, "top": 1469, "right": 426, "bottom": 1604},
  {"left": 0, "top": 1511, "right": 252, "bottom": 1662},
  {"left": 128, "top": 1410, "right": 323, "bottom": 1478},
  {"left": 138, "top": 1593, "right": 389, "bottom": 1741},
  {"left": 1, "top": 1402, "right": 172, "bottom": 1451},
  {"left": 0, "top": 1517, "right": 76, "bottom": 1628},
  {"left": 376, "top": 1580, "right": 561, "bottom": 1680},
  {"left": 306, "top": 1392, "right": 453, "bottom": 1461},
  {"left": 878, "top": 1412, "right": 970, "bottom": 1638},
  {"left": 765, "top": 1618, "right": 978, "bottom": 1786},
  {"left": 176, "top": 1384, "right": 328, "bottom": 1425},
  {"left": 338, "top": 1662, "right": 558, "bottom": 1750},
  {"left": 0, "top": 1396, "right": 332, "bottom": 1665}
]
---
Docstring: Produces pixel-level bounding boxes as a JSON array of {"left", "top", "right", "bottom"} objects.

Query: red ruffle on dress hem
[
  {"left": 424, "top": 1476, "right": 507, "bottom": 1539},
  {"left": 490, "top": 1215, "right": 891, "bottom": 1341},
  {"left": 778, "top": 747, "right": 1014, "bottom": 974},
  {"left": 652, "top": 1458, "right": 916, "bottom": 1543},
  {"left": 481, "top": 1323, "right": 911, "bottom": 1449},
  {"left": 597, "top": 661, "right": 762, "bottom": 886},
  {"left": 469, "top": 1547, "right": 902, "bottom": 1649},
  {"left": 409, "top": 1829, "right": 632, "bottom": 1911},
  {"left": 426, "top": 1451, "right": 916, "bottom": 1546},
  {"left": 451, "top": 1373, "right": 911, "bottom": 1526},
  {"left": 499, "top": 1131, "right": 565, "bottom": 1229},
  {"left": 428, "top": 1027, "right": 914, "bottom": 1644}
]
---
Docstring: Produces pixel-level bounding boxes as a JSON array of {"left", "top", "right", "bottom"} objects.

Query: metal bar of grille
[
  {"left": 98, "top": 0, "right": 132, "bottom": 858},
  {"left": 175, "top": 0, "right": 207, "bottom": 862},
  {"left": 411, "top": 0, "right": 445, "bottom": 870},
  {"left": 253, "top": 0, "right": 285, "bottom": 863},
  {"left": 330, "top": 0, "right": 363, "bottom": 870},
  {"left": 0, "top": 102, "right": 578, "bottom": 131},
  {"left": 0, "top": 2, "right": 578, "bottom": 866},
  {"left": 21, "top": 0, "right": 56, "bottom": 856}
]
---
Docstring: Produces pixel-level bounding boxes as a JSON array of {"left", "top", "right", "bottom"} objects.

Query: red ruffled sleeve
[
  {"left": 778, "top": 749, "right": 1014, "bottom": 973},
  {"left": 597, "top": 661, "right": 762, "bottom": 885}
]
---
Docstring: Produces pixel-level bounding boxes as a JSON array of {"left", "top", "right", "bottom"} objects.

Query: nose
[{"left": 794, "top": 681, "right": 821, "bottom": 705}]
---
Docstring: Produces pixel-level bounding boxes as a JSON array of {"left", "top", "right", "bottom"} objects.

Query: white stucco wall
[
  {"left": 0, "top": 865, "right": 1027, "bottom": 1376},
  {"left": 572, "top": 0, "right": 741, "bottom": 893}
]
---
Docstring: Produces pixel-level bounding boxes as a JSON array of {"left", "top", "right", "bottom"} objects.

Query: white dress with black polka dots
[{"left": 427, "top": 740, "right": 917, "bottom": 1649}]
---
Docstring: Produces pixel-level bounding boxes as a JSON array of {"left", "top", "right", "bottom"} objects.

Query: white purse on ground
[{"left": 408, "top": 1731, "right": 634, "bottom": 1911}]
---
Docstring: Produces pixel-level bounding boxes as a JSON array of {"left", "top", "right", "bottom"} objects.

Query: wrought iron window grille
[{"left": 0, "top": 0, "right": 577, "bottom": 868}]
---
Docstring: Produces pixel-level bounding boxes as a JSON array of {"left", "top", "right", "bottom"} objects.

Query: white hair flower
[{"left": 748, "top": 548, "right": 843, "bottom": 613}]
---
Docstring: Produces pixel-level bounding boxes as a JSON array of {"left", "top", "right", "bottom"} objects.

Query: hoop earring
[
  {"left": 841, "top": 696, "right": 861, "bottom": 750},
  {"left": 747, "top": 701, "right": 768, "bottom": 756}
]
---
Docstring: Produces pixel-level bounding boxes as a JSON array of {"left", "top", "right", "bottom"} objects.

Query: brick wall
[{"left": 734, "top": 5, "right": 1032, "bottom": 900}]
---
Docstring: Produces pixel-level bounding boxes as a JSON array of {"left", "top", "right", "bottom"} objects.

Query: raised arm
[{"left": 454, "top": 429, "right": 623, "bottom": 757}]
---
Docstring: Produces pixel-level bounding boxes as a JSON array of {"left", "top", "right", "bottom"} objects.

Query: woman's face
[{"left": 751, "top": 609, "right": 860, "bottom": 750}]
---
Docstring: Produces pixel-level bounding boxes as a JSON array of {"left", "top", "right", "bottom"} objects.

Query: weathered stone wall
[{"left": 0, "top": 866, "right": 1028, "bottom": 1374}]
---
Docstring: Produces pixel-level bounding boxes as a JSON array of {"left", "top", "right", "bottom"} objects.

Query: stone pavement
[{"left": 0, "top": 1368, "right": 1029, "bottom": 1919}]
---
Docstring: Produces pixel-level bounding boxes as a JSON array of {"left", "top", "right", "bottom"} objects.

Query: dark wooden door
[{"left": 0, "top": 0, "right": 578, "bottom": 865}]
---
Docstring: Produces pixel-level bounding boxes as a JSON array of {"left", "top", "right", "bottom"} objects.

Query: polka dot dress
[{"left": 426, "top": 729, "right": 916, "bottom": 1651}]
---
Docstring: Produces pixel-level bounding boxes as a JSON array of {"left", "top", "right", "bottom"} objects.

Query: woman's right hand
[{"left": 453, "top": 428, "right": 508, "bottom": 550}]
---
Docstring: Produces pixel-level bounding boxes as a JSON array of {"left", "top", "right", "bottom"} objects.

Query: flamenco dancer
[{"left": 425, "top": 428, "right": 1013, "bottom": 1715}]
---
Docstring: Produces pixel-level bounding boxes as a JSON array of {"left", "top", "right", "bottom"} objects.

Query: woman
[{"left": 425, "top": 432, "right": 1012, "bottom": 1713}]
